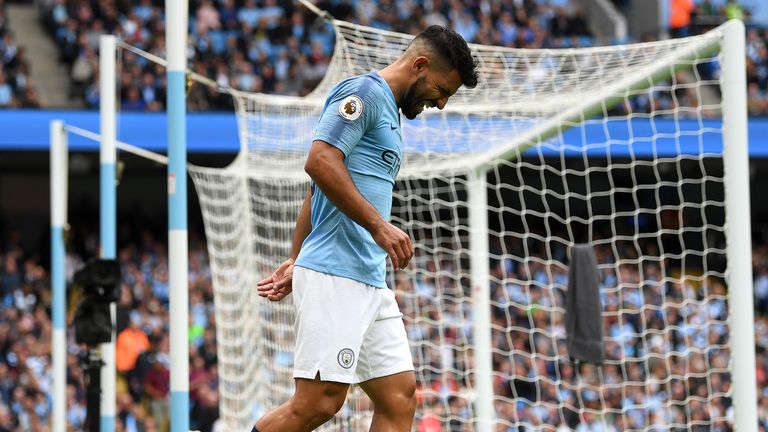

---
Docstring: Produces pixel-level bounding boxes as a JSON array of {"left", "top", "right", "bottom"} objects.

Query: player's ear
[{"left": 412, "top": 56, "right": 429, "bottom": 73}]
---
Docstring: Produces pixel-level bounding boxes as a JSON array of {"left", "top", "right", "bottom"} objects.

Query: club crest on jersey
[
  {"left": 338, "top": 95, "right": 363, "bottom": 121},
  {"left": 337, "top": 348, "right": 355, "bottom": 369}
]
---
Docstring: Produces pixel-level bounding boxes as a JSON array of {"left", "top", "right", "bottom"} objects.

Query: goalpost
[
  {"left": 50, "top": 12, "right": 756, "bottom": 432},
  {"left": 186, "top": 15, "right": 756, "bottom": 432}
]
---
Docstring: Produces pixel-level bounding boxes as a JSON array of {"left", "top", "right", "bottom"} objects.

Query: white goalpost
[
  {"left": 187, "top": 15, "right": 756, "bottom": 431},
  {"left": 50, "top": 12, "right": 756, "bottom": 432},
  {"left": 720, "top": 17, "right": 756, "bottom": 431}
]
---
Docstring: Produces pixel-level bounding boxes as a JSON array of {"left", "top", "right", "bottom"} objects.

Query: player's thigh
[
  {"left": 355, "top": 288, "right": 414, "bottom": 384},
  {"left": 292, "top": 266, "right": 381, "bottom": 383},
  {"left": 356, "top": 290, "right": 416, "bottom": 412}
]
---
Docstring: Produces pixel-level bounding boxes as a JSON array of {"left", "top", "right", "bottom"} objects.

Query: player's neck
[{"left": 377, "top": 65, "right": 407, "bottom": 107}]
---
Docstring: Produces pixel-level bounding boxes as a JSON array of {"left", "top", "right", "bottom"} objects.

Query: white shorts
[{"left": 292, "top": 266, "right": 414, "bottom": 384}]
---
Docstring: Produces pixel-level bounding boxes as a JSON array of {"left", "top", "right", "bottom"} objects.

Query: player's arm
[
  {"left": 256, "top": 187, "right": 311, "bottom": 301},
  {"left": 290, "top": 187, "right": 312, "bottom": 261},
  {"left": 305, "top": 140, "right": 413, "bottom": 270}
]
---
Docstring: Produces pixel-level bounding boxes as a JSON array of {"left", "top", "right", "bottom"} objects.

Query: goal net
[{"left": 188, "top": 16, "right": 754, "bottom": 431}]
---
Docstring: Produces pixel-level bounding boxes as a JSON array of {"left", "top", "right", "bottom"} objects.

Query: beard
[{"left": 401, "top": 76, "right": 427, "bottom": 120}]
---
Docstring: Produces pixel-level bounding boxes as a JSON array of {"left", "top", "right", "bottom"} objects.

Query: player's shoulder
[
  {"left": 325, "top": 73, "right": 389, "bottom": 121},
  {"left": 328, "top": 72, "right": 388, "bottom": 102}
]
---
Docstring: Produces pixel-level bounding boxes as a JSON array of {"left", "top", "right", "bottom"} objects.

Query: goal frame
[
  {"left": 49, "top": 18, "right": 756, "bottom": 432},
  {"left": 718, "top": 18, "right": 756, "bottom": 430},
  {"left": 463, "top": 19, "right": 755, "bottom": 431}
]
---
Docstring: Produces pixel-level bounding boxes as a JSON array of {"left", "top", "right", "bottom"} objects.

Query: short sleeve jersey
[{"left": 294, "top": 72, "right": 402, "bottom": 288}]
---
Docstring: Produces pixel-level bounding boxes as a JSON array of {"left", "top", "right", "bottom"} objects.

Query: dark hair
[{"left": 413, "top": 25, "right": 479, "bottom": 89}]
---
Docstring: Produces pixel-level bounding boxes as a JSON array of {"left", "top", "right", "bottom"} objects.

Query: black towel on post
[{"left": 565, "top": 243, "right": 604, "bottom": 364}]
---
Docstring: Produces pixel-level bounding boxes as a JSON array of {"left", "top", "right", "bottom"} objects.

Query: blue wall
[
  {"left": 1, "top": 109, "right": 767, "bottom": 157},
  {"left": 0, "top": 110, "right": 241, "bottom": 153}
]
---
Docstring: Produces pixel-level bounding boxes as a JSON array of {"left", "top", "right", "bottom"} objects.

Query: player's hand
[
  {"left": 371, "top": 221, "right": 413, "bottom": 270},
  {"left": 257, "top": 258, "right": 294, "bottom": 301}
]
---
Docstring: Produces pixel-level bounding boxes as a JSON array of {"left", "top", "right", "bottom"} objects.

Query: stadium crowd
[
  {"left": 397, "top": 233, "right": 745, "bottom": 431},
  {"left": 0, "top": 0, "right": 764, "bottom": 430},
  {"left": 30, "top": 0, "right": 768, "bottom": 115},
  {"left": 0, "top": 219, "right": 766, "bottom": 429},
  {"left": 0, "top": 226, "right": 221, "bottom": 431},
  {"left": 0, "top": 0, "right": 42, "bottom": 108}
]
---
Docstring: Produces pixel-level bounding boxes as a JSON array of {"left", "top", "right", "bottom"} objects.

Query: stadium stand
[
  {"left": 38, "top": 0, "right": 598, "bottom": 111},
  {"left": 0, "top": 216, "right": 767, "bottom": 430},
  {"left": 0, "top": 0, "right": 41, "bottom": 108},
  {"left": 33, "top": 0, "right": 768, "bottom": 114},
  {"left": 747, "top": 26, "right": 768, "bottom": 115},
  {"left": 0, "top": 0, "right": 762, "bottom": 430},
  {"left": 0, "top": 224, "right": 222, "bottom": 431}
]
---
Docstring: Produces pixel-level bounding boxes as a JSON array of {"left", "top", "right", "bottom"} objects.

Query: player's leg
[
  {"left": 355, "top": 287, "right": 417, "bottom": 431},
  {"left": 254, "top": 267, "right": 383, "bottom": 431},
  {"left": 254, "top": 374, "right": 349, "bottom": 432},
  {"left": 359, "top": 371, "right": 417, "bottom": 431}
]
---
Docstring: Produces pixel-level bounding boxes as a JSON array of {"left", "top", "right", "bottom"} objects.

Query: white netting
[{"left": 186, "top": 16, "right": 736, "bottom": 432}]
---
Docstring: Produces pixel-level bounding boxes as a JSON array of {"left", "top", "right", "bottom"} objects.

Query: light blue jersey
[{"left": 295, "top": 72, "right": 402, "bottom": 288}]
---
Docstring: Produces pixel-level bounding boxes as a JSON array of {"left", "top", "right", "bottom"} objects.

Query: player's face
[{"left": 401, "top": 66, "right": 462, "bottom": 120}]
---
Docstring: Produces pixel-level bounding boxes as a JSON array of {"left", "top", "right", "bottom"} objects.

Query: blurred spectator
[
  {"left": 670, "top": 0, "right": 695, "bottom": 37},
  {"left": 144, "top": 335, "right": 170, "bottom": 432},
  {"left": 115, "top": 315, "right": 150, "bottom": 374},
  {"left": 0, "top": 0, "right": 41, "bottom": 109},
  {"left": 688, "top": 1, "right": 768, "bottom": 114},
  {"left": 66, "top": 384, "right": 86, "bottom": 430},
  {"left": 0, "top": 72, "right": 11, "bottom": 106},
  {"left": 0, "top": 203, "right": 766, "bottom": 430},
  {"left": 70, "top": 45, "right": 97, "bottom": 100},
  {"left": 39, "top": 0, "right": 603, "bottom": 111},
  {"left": 190, "top": 356, "right": 218, "bottom": 432},
  {"left": 723, "top": 0, "right": 745, "bottom": 21},
  {"left": 0, "top": 224, "right": 222, "bottom": 431},
  {"left": 20, "top": 0, "right": 768, "bottom": 115},
  {"left": 196, "top": 1, "right": 221, "bottom": 34}
]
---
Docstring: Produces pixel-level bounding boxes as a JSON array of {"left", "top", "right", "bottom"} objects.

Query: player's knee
[
  {"left": 290, "top": 391, "right": 345, "bottom": 424},
  {"left": 401, "top": 380, "right": 417, "bottom": 415},
  {"left": 310, "top": 395, "right": 346, "bottom": 423},
  {"left": 290, "top": 377, "right": 349, "bottom": 425}
]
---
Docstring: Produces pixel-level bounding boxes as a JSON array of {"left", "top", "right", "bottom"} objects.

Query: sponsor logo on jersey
[
  {"left": 381, "top": 150, "right": 401, "bottom": 176},
  {"left": 338, "top": 95, "right": 363, "bottom": 121}
]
